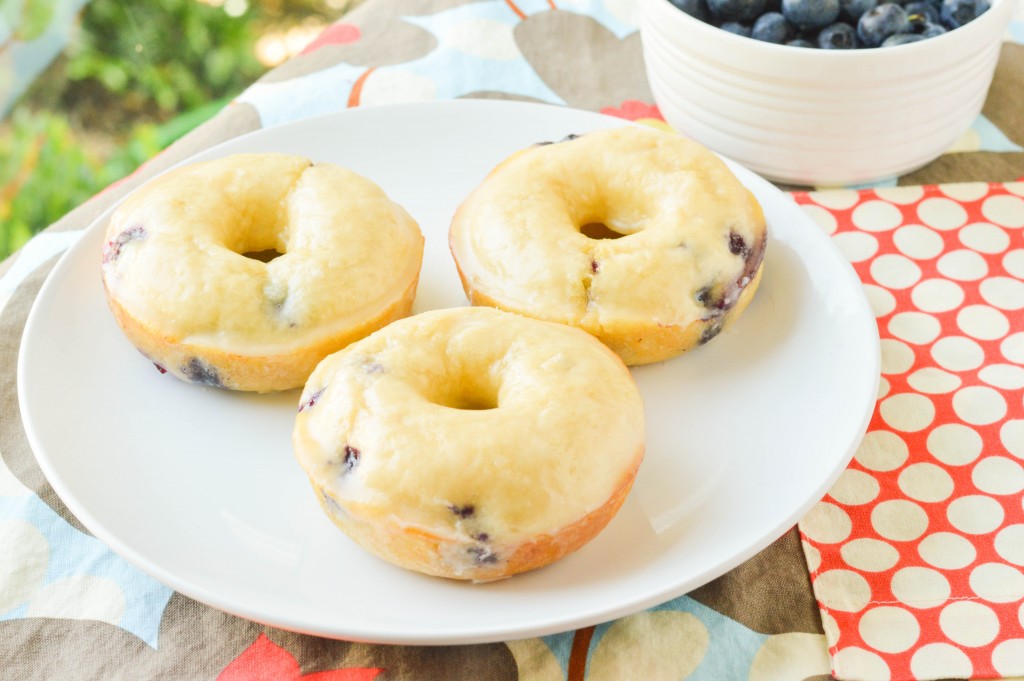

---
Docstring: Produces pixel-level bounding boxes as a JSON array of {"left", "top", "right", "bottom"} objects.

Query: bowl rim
[{"left": 639, "top": 0, "right": 1013, "bottom": 60}]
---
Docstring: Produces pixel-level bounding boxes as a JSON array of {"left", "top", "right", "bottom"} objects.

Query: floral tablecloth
[{"left": 2, "top": 1, "right": 1023, "bottom": 679}]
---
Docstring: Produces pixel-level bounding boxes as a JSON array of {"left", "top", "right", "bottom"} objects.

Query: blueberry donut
[
  {"left": 100, "top": 153, "right": 424, "bottom": 392},
  {"left": 293, "top": 306, "right": 645, "bottom": 581},
  {"left": 448, "top": 126, "right": 767, "bottom": 365}
]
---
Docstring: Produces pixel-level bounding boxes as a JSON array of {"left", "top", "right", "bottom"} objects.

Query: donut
[
  {"left": 100, "top": 153, "right": 424, "bottom": 392},
  {"left": 293, "top": 306, "right": 645, "bottom": 581},
  {"left": 448, "top": 126, "right": 767, "bottom": 365}
]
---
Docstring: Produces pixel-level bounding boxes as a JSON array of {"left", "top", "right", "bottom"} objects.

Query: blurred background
[{"left": 0, "top": 0, "right": 357, "bottom": 261}]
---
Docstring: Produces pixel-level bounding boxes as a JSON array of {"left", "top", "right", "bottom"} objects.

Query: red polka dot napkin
[{"left": 793, "top": 182, "right": 1024, "bottom": 681}]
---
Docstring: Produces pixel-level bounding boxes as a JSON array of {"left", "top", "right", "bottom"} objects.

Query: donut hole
[
  {"left": 579, "top": 222, "right": 626, "bottom": 240},
  {"left": 241, "top": 248, "right": 285, "bottom": 263},
  {"left": 422, "top": 373, "right": 501, "bottom": 411}
]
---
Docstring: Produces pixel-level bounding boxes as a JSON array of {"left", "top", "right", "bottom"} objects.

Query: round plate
[{"left": 18, "top": 100, "right": 879, "bottom": 644}]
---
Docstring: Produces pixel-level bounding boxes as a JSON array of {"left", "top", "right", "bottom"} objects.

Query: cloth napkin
[{"left": 794, "top": 183, "right": 1024, "bottom": 680}]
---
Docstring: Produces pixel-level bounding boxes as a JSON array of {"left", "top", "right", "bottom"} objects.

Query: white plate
[{"left": 18, "top": 100, "right": 879, "bottom": 645}]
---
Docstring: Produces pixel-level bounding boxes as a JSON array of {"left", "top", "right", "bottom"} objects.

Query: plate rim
[{"left": 17, "top": 99, "right": 880, "bottom": 644}]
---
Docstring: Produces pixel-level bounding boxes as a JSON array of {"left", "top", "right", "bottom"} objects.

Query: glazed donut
[
  {"left": 449, "top": 126, "right": 767, "bottom": 365},
  {"left": 293, "top": 306, "right": 645, "bottom": 581},
  {"left": 100, "top": 153, "right": 424, "bottom": 392}
]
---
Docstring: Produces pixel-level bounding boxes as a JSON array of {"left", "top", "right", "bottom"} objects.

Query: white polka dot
[
  {"left": 907, "top": 367, "right": 961, "bottom": 394},
  {"left": 25, "top": 575, "right": 126, "bottom": 625},
  {"left": 979, "top": 364, "right": 1024, "bottom": 389},
  {"left": 877, "top": 185, "right": 926, "bottom": 204},
  {"left": 918, "top": 197, "right": 969, "bottom": 231},
  {"left": 939, "top": 182, "right": 988, "bottom": 202},
  {"left": 947, "top": 495, "right": 1005, "bottom": 535},
  {"left": 937, "top": 249, "right": 989, "bottom": 280},
  {"left": 802, "top": 540, "right": 822, "bottom": 573},
  {"left": 1003, "top": 420, "right": 1024, "bottom": 459},
  {"left": 970, "top": 562, "right": 1024, "bottom": 603},
  {"left": 992, "top": 639, "right": 1024, "bottom": 676},
  {"left": 877, "top": 376, "right": 890, "bottom": 399},
  {"left": 863, "top": 284, "right": 897, "bottom": 317},
  {"left": 833, "top": 232, "right": 879, "bottom": 262},
  {"left": 0, "top": 520, "right": 49, "bottom": 613},
  {"left": 880, "top": 339, "right": 915, "bottom": 375},
  {"left": 853, "top": 200, "right": 904, "bottom": 231},
  {"left": 859, "top": 606, "right": 920, "bottom": 653},
  {"left": 892, "top": 565, "right": 954, "bottom": 606},
  {"left": 443, "top": 18, "right": 520, "bottom": 60},
  {"left": 857, "top": 431, "right": 909, "bottom": 471},
  {"left": 911, "top": 278, "right": 965, "bottom": 313},
  {"left": 800, "top": 502, "right": 852, "bottom": 544},
  {"left": 910, "top": 643, "right": 973, "bottom": 678},
  {"left": 980, "top": 277, "right": 1024, "bottom": 310},
  {"left": 919, "top": 532, "right": 977, "bottom": 570},
  {"left": 871, "top": 254, "right": 922, "bottom": 289},
  {"left": 952, "top": 386, "right": 1007, "bottom": 425},
  {"left": 810, "top": 189, "right": 859, "bottom": 210},
  {"left": 829, "top": 469, "right": 880, "bottom": 505},
  {"left": 841, "top": 538, "right": 899, "bottom": 572},
  {"left": 872, "top": 499, "right": 929, "bottom": 541},
  {"left": 888, "top": 312, "right": 941, "bottom": 345},
  {"left": 359, "top": 69, "right": 436, "bottom": 105},
  {"left": 748, "top": 633, "right": 831, "bottom": 681},
  {"left": 1004, "top": 249, "right": 1024, "bottom": 279},
  {"left": 973, "top": 456, "right": 1024, "bottom": 495},
  {"left": 931, "top": 336, "right": 986, "bottom": 372},
  {"left": 814, "top": 570, "right": 872, "bottom": 612},
  {"left": 880, "top": 393, "right": 935, "bottom": 432},
  {"left": 833, "top": 647, "right": 891, "bottom": 680},
  {"left": 803, "top": 204, "right": 838, "bottom": 235},
  {"left": 996, "top": 525, "right": 1024, "bottom": 565},
  {"left": 959, "top": 222, "right": 1010, "bottom": 254},
  {"left": 893, "top": 225, "right": 945, "bottom": 260},
  {"left": 590, "top": 611, "right": 708, "bottom": 680},
  {"left": 1001, "top": 332, "right": 1024, "bottom": 364},
  {"left": 927, "top": 423, "right": 983, "bottom": 465},
  {"left": 982, "top": 194, "right": 1024, "bottom": 227},
  {"left": 898, "top": 462, "right": 955, "bottom": 502},
  {"left": 957, "top": 305, "right": 1011, "bottom": 340},
  {"left": 940, "top": 600, "right": 1000, "bottom": 646}
]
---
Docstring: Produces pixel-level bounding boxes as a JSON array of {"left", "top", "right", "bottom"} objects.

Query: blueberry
[
  {"left": 719, "top": 20, "right": 753, "bottom": 35},
  {"left": 708, "top": 0, "right": 767, "bottom": 21},
  {"left": 181, "top": 357, "right": 223, "bottom": 387},
  {"left": 102, "top": 225, "right": 147, "bottom": 264},
  {"left": 881, "top": 32, "right": 927, "bottom": 43},
  {"left": 857, "top": 3, "right": 909, "bottom": 46},
  {"left": 752, "top": 12, "right": 791, "bottom": 41},
  {"left": 448, "top": 504, "right": 475, "bottom": 519},
  {"left": 669, "top": 0, "right": 710, "bottom": 20},
  {"left": 785, "top": 37, "right": 817, "bottom": 45},
  {"left": 903, "top": 0, "right": 940, "bottom": 22},
  {"left": 919, "top": 20, "right": 947, "bottom": 34},
  {"left": 728, "top": 231, "right": 752, "bottom": 258},
  {"left": 468, "top": 544, "right": 498, "bottom": 565},
  {"left": 341, "top": 445, "right": 360, "bottom": 475},
  {"left": 699, "top": 319, "right": 726, "bottom": 344},
  {"left": 940, "top": 0, "right": 989, "bottom": 27},
  {"left": 782, "top": 0, "right": 841, "bottom": 29},
  {"left": 817, "top": 21, "right": 858, "bottom": 47},
  {"left": 839, "top": 0, "right": 877, "bottom": 21},
  {"left": 298, "top": 387, "right": 325, "bottom": 412}
]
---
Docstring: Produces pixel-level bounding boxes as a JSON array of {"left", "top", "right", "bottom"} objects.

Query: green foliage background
[{"left": 1, "top": 0, "right": 350, "bottom": 260}]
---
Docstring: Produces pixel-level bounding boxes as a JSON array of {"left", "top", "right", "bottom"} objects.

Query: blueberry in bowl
[{"left": 639, "top": 0, "right": 1013, "bottom": 185}]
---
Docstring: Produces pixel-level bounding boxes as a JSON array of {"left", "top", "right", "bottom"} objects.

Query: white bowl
[{"left": 639, "top": 0, "right": 1013, "bottom": 186}]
